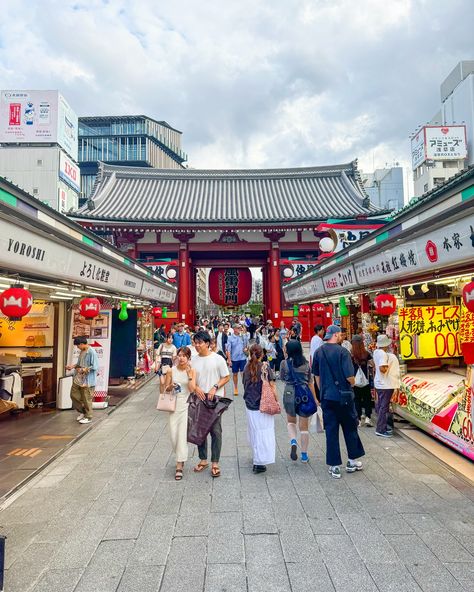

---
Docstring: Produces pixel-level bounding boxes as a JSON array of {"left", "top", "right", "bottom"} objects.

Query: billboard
[
  {"left": 59, "top": 150, "right": 80, "bottom": 192},
  {"left": 411, "top": 125, "right": 467, "bottom": 170},
  {"left": 0, "top": 90, "right": 78, "bottom": 160}
]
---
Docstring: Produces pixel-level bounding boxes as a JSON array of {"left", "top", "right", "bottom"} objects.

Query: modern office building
[
  {"left": 0, "top": 90, "right": 80, "bottom": 212},
  {"left": 78, "top": 115, "right": 187, "bottom": 202},
  {"left": 360, "top": 166, "right": 404, "bottom": 211}
]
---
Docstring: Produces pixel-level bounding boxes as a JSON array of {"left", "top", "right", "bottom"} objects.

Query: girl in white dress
[{"left": 163, "top": 346, "right": 196, "bottom": 480}]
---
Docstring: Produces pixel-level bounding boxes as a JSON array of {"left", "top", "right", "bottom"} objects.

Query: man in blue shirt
[
  {"left": 226, "top": 324, "right": 249, "bottom": 396},
  {"left": 313, "top": 325, "right": 365, "bottom": 479},
  {"left": 66, "top": 336, "right": 99, "bottom": 424},
  {"left": 173, "top": 322, "right": 192, "bottom": 348}
]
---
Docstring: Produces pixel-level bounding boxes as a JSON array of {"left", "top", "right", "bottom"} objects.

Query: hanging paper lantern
[
  {"left": 319, "top": 237, "right": 335, "bottom": 253},
  {"left": 312, "top": 302, "right": 325, "bottom": 314},
  {"left": 374, "top": 293, "right": 397, "bottom": 316},
  {"left": 293, "top": 304, "right": 299, "bottom": 316},
  {"left": 162, "top": 307, "right": 168, "bottom": 319},
  {"left": 208, "top": 268, "right": 252, "bottom": 306},
  {"left": 339, "top": 297, "right": 349, "bottom": 317},
  {"left": 299, "top": 304, "right": 310, "bottom": 314},
  {"left": 0, "top": 284, "right": 33, "bottom": 321},
  {"left": 151, "top": 306, "right": 162, "bottom": 318},
  {"left": 461, "top": 342, "right": 474, "bottom": 364},
  {"left": 118, "top": 301, "right": 128, "bottom": 321},
  {"left": 462, "top": 279, "right": 474, "bottom": 313},
  {"left": 79, "top": 297, "right": 100, "bottom": 319}
]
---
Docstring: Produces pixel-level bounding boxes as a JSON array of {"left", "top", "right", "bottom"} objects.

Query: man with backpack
[{"left": 312, "top": 325, "right": 365, "bottom": 479}]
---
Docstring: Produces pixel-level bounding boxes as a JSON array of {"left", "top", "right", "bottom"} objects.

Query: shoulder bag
[
  {"left": 286, "top": 360, "right": 317, "bottom": 417},
  {"left": 156, "top": 384, "right": 177, "bottom": 412},
  {"left": 321, "top": 347, "right": 354, "bottom": 405},
  {"left": 259, "top": 362, "right": 281, "bottom": 415}
]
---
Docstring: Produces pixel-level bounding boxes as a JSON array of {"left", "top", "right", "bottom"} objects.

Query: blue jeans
[{"left": 321, "top": 399, "right": 365, "bottom": 466}]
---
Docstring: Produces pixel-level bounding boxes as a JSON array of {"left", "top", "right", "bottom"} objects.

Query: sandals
[
  {"left": 175, "top": 468, "right": 183, "bottom": 481},
  {"left": 211, "top": 466, "right": 221, "bottom": 478},
  {"left": 193, "top": 462, "right": 209, "bottom": 473}
]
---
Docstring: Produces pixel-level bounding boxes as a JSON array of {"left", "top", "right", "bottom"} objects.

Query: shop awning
[
  {"left": 0, "top": 178, "right": 177, "bottom": 304},
  {"left": 283, "top": 165, "right": 474, "bottom": 302}
]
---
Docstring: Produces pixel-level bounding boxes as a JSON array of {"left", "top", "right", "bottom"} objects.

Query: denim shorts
[{"left": 231, "top": 359, "right": 247, "bottom": 373}]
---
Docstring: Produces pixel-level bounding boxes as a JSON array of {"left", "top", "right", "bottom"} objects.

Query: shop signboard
[
  {"left": 59, "top": 150, "right": 80, "bottom": 193},
  {"left": 354, "top": 242, "right": 420, "bottom": 286},
  {"left": 316, "top": 221, "right": 386, "bottom": 252},
  {"left": 141, "top": 280, "right": 176, "bottom": 304},
  {"left": 322, "top": 264, "right": 357, "bottom": 293},
  {"left": 0, "top": 90, "right": 78, "bottom": 160},
  {"left": 411, "top": 129, "right": 425, "bottom": 170},
  {"left": 411, "top": 125, "right": 467, "bottom": 169},
  {"left": 398, "top": 305, "right": 462, "bottom": 360},
  {"left": 284, "top": 276, "right": 325, "bottom": 303}
]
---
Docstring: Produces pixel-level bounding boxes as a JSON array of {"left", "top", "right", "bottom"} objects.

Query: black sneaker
[
  {"left": 253, "top": 465, "right": 267, "bottom": 473},
  {"left": 375, "top": 431, "right": 392, "bottom": 438},
  {"left": 290, "top": 440, "right": 298, "bottom": 461}
]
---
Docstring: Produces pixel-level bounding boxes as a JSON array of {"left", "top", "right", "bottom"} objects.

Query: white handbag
[{"left": 354, "top": 366, "right": 369, "bottom": 388}]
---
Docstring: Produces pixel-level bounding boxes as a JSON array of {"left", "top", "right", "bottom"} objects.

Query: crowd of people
[{"left": 149, "top": 313, "right": 401, "bottom": 482}]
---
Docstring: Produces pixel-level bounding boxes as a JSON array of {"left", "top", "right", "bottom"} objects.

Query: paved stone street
[{"left": 1, "top": 377, "right": 473, "bottom": 592}]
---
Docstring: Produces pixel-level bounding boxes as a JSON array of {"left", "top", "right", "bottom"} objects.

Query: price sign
[
  {"left": 399, "top": 305, "right": 462, "bottom": 360},
  {"left": 459, "top": 305, "right": 474, "bottom": 344}
]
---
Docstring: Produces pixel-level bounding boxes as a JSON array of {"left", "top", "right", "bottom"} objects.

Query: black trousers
[
  {"left": 198, "top": 416, "right": 223, "bottom": 463},
  {"left": 321, "top": 399, "right": 365, "bottom": 466},
  {"left": 354, "top": 385, "right": 373, "bottom": 419}
]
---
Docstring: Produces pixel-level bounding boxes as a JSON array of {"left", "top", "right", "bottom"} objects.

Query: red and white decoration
[
  {"left": 462, "top": 279, "right": 474, "bottom": 313},
  {"left": 0, "top": 285, "right": 33, "bottom": 321},
  {"left": 152, "top": 306, "right": 163, "bottom": 318},
  {"left": 79, "top": 297, "right": 101, "bottom": 319},
  {"left": 374, "top": 293, "right": 397, "bottom": 316},
  {"left": 209, "top": 267, "right": 252, "bottom": 306}
]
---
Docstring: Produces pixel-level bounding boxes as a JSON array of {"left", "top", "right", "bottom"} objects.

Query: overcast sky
[{"left": 0, "top": 0, "right": 473, "bottom": 196}]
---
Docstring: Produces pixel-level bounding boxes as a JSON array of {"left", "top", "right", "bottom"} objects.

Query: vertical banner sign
[
  {"left": 398, "top": 305, "right": 462, "bottom": 360},
  {"left": 68, "top": 306, "right": 112, "bottom": 408}
]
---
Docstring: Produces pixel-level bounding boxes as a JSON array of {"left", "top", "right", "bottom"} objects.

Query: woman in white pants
[
  {"left": 163, "top": 347, "right": 196, "bottom": 480},
  {"left": 243, "top": 344, "right": 278, "bottom": 474}
]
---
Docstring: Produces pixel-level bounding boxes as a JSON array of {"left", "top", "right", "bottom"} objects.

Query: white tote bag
[{"left": 354, "top": 366, "right": 369, "bottom": 388}]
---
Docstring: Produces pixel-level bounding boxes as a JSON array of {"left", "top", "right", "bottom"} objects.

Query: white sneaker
[
  {"left": 76, "top": 413, "right": 84, "bottom": 421},
  {"left": 328, "top": 466, "right": 341, "bottom": 479},
  {"left": 78, "top": 417, "right": 92, "bottom": 424},
  {"left": 346, "top": 460, "right": 363, "bottom": 473},
  {"left": 365, "top": 417, "right": 373, "bottom": 427}
]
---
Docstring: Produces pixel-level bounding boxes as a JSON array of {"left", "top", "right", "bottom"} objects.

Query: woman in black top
[
  {"left": 243, "top": 344, "right": 277, "bottom": 474},
  {"left": 351, "top": 335, "right": 373, "bottom": 426}
]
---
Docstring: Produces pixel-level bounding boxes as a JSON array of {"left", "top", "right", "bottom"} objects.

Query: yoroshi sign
[
  {"left": 398, "top": 305, "right": 462, "bottom": 360},
  {"left": 284, "top": 277, "right": 325, "bottom": 303}
]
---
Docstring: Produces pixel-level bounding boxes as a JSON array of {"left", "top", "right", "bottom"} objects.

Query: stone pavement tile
[
  {"left": 159, "top": 536, "right": 207, "bottom": 592},
  {"left": 418, "top": 531, "right": 473, "bottom": 562},
  {"left": 316, "top": 535, "right": 360, "bottom": 563},
  {"left": 75, "top": 539, "right": 135, "bottom": 592},
  {"left": 286, "top": 562, "right": 335, "bottom": 592},
  {"left": 373, "top": 515, "right": 415, "bottom": 535},
  {"left": 32, "top": 568, "right": 84, "bottom": 592},
  {"left": 147, "top": 481, "right": 184, "bottom": 515},
  {"left": 52, "top": 513, "right": 114, "bottom": 569},
  {"left": 337, "top": 511, "right": 380, "bottom": 534},
  {"left": 128, "top": 514, "right": 176, "bottom": 566},
  {"left": 309, "top": 516, "right": 346, "bottom": 535},
  {"left": 298, "top": 493, "right": 335, "bottom": 519},
  {"left": 246, "top": 563, "right": 292, "bottom": 592},
  {"left": 324, "top": 558, "right": 378, "bottom": 592},
  {"left": 444, "top": 562, "right": 474, "bottom": 591},
  {"left": 211, "top": 479, "right": 242, "bottom": 513},
  {"left": 103, "top": 494, "right": 154, "bottom": 540},
  {"left": 208, "top": 512, "right": 244, "bottom": 564},
  {"left": 117, "top": 565, "right": 164, "bottom": 592},
  {"left": 205, "top": 563, "right": 247, "bottom": 592},
  {"left": 386, "top": 534, "right": 439, "bottom": 565},
  {"left": 1, "top": 521, "right": 47, "bottom": 569},
  {"left": 350, "top": 532, "right": 400, "bottom": 564},
  {"left": 402, "top": 513, "right": 445, "bottom": 534},
  {"left": 5, "top": 542, "right": 57, "bottom": 592},
  {"left": 407, "top": 561, "right": 461, "bottom": 591},
  {"left": 366, "top": 562, "right": 422, "bottom": 592},
  {"left": 34, "top": 503, "right": 93, "bottom": 543},
  {"left": 175, "top": 510, "right": 210, "bottom": 537},
  {"left": 245, "top": 533, "right": 284, "bottom": 565},
  {"left": 279, "top": 523, "right": 322, "bottom": 563},
  {"left": 242, "top": 495, "right": 278, "bottom": 534}
]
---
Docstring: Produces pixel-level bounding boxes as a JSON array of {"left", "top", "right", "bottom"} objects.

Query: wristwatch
[{"left": 213, "top": 384, "right": 219, "bottom": 390}]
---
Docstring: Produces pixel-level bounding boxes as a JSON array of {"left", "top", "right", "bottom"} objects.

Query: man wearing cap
[
  {"left": 373, "top": 335, "right": 400, "bottom": 438},
  {"left": 173, "top": 323, "right": 192, "bottom": 349},
  {"left": 312, "top": 324, "right": 365, "bottom": 479},
  {"left": 226, "top": 324, "right": 250, "bottom": 396}
]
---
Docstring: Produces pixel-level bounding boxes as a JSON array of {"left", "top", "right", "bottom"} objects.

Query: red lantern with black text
[
  {"left": 209, "top": 268, "right": 252, "bottom": 306},
  {"left": 0, "top": 284, "right": 33, "bottom": 321},
  {"left": 152, "top": 306, "right": 162, "bottom": 318},
  {"left": 462, "top": 279, "right": 474, "bottom": 313},
  {"left": 374, "top": 293, "right": 397, "bottom": 316},
  {"left": 79, "top": 297, "right": 100, "bottom": 319},
  {"left": 312, "top": 302, "right": 325, "bottom": 314}
]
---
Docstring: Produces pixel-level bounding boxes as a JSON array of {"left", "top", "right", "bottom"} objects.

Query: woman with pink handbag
[
  {"left": 243, "top": 344, "right": 280, "bottom": 474},
  {"left": 162, "top": 347, "right": 196, "bottom": 481}
]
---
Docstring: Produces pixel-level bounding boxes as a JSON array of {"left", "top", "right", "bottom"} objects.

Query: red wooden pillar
[
  {"left": 269, "top": 242, "right": 282, "bottom": 325},
  {"left": 190, "top": 267, "right": 197, "bottom": 323},
  {"left": 262, "top": 265, "right": 269, "bottom": 319},
  {"left": 174, "top": 233, "right": 194, "bottom": 326}
]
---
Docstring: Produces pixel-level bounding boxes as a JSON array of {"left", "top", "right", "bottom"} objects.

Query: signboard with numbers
[{"left": 398, "top": 305, "right": 462, "bottom": 360}]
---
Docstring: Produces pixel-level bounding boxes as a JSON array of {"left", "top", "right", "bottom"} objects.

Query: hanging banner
[{"left": 398, "top": 305, "right": 462, "bottom": 360}]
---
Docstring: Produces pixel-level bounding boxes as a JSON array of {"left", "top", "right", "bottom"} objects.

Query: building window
[
  {"left": 33, "top": 188, "right": 39, "bottom": 195},
  {"left": 433, "top": 177, "right": 445, "bottom": 187},
  {"left": 37, "top": 159, "right": 43, "bottom": 166},
  {"left": 424, "top": 183, "right": 429, "bottom": 193}
]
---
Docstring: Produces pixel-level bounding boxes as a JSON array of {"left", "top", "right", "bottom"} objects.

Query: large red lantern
[
  {"left": 152, "top": 306, "right": 162, "bottom": 318},
  {"left": 312, "top": 303, "right": 325, "bottom": 314},
  {"left": 462, "top": 279, "right": 474, "bottom": 313},
  {"left": 299, "top": 304, "right": 310, "bottom": 314},
  {"left": 0, "top": 284, "right": 33, "bottom": 321},
  {"left": 374, "top": 293, "right": 397, "bottom": 316},
  {"left": 79, "top": 297, "right": 100, "bottom": 319},
  {"left": 209, "top": 268, "right": 252, "bottom": 306}
]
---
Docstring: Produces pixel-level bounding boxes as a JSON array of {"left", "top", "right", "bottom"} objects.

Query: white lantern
[
  {"left": 166, "top": 268, "right": 177, "bottom": 279},
  {"left": 319, "top": 237, "right": 335, "bottom": 252},
  {"left": 283, "top": 267, "right": 293, "bottom": 278}
]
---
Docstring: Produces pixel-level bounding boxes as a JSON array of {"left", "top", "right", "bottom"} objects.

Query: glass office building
[{"left": 78, "top": 115, "right": 186, "bottom": 202}]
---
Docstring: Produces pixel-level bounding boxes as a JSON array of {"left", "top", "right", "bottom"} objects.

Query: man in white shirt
[
  {"left": 373, "top": 334, "right": 400, "bottom": 438},
  {"left": 309, "top": 325, "right": 325, "bottom": 365},
  {"left": 191, "top": 331, "right": 230, "bottom": 477}
]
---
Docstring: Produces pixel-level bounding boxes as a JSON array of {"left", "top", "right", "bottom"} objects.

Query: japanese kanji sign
[
  {"left": 399, "top": 305, "right": 462, "bottom": 360},
  {"left": 411, "top": 125, "right": 467, "bottom": 169}
]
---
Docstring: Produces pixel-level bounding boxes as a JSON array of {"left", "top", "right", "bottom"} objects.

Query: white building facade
[{"left": 361, "top": 166, "right": 404, "bottom": 211}]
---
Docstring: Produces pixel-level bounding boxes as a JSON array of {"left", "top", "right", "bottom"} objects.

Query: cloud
[{"left": 0, "top": 0, "right": 472, "bottom": 196}]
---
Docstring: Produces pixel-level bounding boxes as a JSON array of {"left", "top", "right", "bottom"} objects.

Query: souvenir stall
[{"left": 283, "top": 166, "right": 474, "bottom": 461}]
